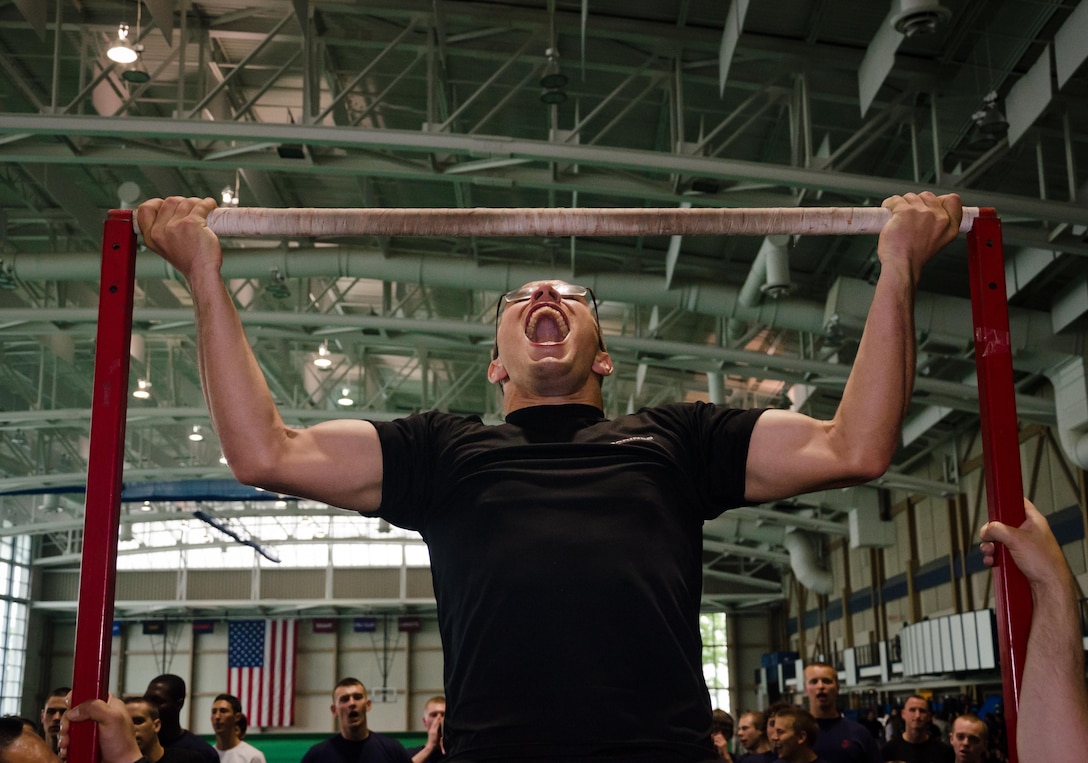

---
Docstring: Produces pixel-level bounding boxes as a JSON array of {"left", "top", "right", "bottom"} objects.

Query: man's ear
[
  {"left": 487, "top": 357, "right": 508, "bottom": 385},
  {"left": 593, "top": 350, "right": 613, "bottom": 377},
  {"left": 153, "top": 717, "right": 161, "bottom": 733}
]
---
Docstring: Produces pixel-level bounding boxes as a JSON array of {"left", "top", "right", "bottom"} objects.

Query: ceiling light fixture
[
  {"left": 121, "top": 58, "right": 150, "bottom": 84},
  {"left": 890, "top": 0, "right": 951, "bottom": 38},
  {"left": 133, "top": 378, "right": 152, "bottom": 399},
  {"left": 313, "top": 340, "right": 333, "bottom": 369},
  {"left": 337, "top": 387, "right": 354, "bottom": 406},
  {"left": 968, "top": 91, "right": 1009, "bottom": 151},
  {"left": 221, "top": 170, "right": 241, "bottom": 207},
  {"left": 107, "top": 24, "right": 138, "bottom": 64},
  {"left": 141, "top": 500, "right": 152, "bottom": 512},
  {"left": 540, "top": 47, "right": 568, "bottom": 104},
  {"left": 119, "top": 0, "right": 149, "bottom": 82},
  {"left": 188, "top": 425, "right": 204, "bottom": 442}
]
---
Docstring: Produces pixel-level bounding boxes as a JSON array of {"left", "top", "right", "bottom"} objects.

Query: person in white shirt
[{"left": 210, "top": 694, "right": 266, "bottom": 763}]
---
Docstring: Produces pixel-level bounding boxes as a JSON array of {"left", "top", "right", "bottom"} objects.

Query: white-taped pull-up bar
[{"left": 134, "top": 205, "right": 982, "bottom": 238}]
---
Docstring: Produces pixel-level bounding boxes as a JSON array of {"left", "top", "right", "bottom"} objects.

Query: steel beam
[{"left": 0, "top": 114, "right": 1085, "bottom": 227}]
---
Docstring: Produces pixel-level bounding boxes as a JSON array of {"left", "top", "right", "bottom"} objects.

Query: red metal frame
[
  {"left": 966, "top": 209, "right": 1029, "bottom": 763},
  {"left": 70, "top": 210, "right": 138, "bottom": 763},
  {"left": 71, "top": 207, "right": 1030, "bottom": 763}
]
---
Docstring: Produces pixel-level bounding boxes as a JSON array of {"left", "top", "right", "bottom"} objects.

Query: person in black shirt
[
  {"left": 770, "top": 707, "right": 826, "bottom": 763},
  {"left": 948, "top": 714, "right": 987, "bottom": 763},
  {"left": 406, "top": 696, "right": 446, "bottom": 763},
  {"left": 125, "top": 697, "right": 205, "bottom": 763},
  {"left": 735, "top": 710, "right": 774, "bottom": 763},
  {"left": 803, "top": 663, "right": 879, "bottom": 763},
  {"left": 143, "top": 675, "right": 217, "bottom": 763},
  {"left": 881, "top": 696, "right": 952, "bottom": 763},
  {"left": 139, "top": 192, "right": 962, "bottom": 761},
  {"left": 300, "top": 678, "right": 410, "bottom": 763}
]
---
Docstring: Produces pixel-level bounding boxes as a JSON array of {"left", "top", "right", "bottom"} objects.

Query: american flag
[{"left": 227, "top": 619, "right": 297, "bottom": 728}]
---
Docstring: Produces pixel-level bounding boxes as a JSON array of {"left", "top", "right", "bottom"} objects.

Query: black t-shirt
[
  {"left": 881, "top": 735, "right": 954, "bottom": 763},
  {"left": 156, "top": 748, "right": 207, "bottom": 763},
  {"left": 814, "top": 716, "right": 881, "bottom": 763},
  {"left": 735, "top": 752, "right": 776, "bottom": 763},
  {"left": 300, "top": 733, "right": 412, "bottom": 763},
  {"left": 375, "top": 402, "right": 765, "bottom": 761},
  {"left": 161, "top": 730, "right": 218, "bottom": 763}
]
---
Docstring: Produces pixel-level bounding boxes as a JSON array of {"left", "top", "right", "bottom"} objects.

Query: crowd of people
[
  {"left": 0, "top": 668, "right": 1024, "bottom": 763},
  {"left": 713, "top": 685, "right": 995, "bottom": 763},
  {"left": 2, "top": 673, "right": 447, "bottom": 763}
]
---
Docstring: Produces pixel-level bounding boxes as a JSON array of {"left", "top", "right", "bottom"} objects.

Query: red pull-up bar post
[
  {"left": 70, "top": 209, "right": 138, "bottom": 763},
  {"left": 966, "top": 209, "right": 1029, "bottom": 763}
]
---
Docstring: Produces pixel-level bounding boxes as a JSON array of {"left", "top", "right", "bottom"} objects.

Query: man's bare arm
[
  {"left": 138, "top": 197, "right": 384, "bottom": 513},
  {"left": 744, "top": 192, "right": 962, "bottom": 502},
  {"left": 980, "top": 498, "right": 1088, "bottom": 760}
]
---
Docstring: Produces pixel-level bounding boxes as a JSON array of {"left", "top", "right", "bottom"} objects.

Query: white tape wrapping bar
[{"left": 139, "top": 205, "right": 982, "bottom": 238}]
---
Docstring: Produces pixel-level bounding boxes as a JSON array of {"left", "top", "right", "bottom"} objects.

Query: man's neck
[
  {"left": 340, "top": 727, "right": 370, "bottom": 742},
  {"left": 501, "top": 383, "right": 604, "bottom": 416},
  {"left": 810, "top": 706, "right": 840, "bottom": 720},
  {"left": 786, "top": 751, "right": 818, "bottom": 763},
  {"left": 903, "top": 728, "right": 929, "bottom": 744},
  {"left": 215, "top": 733, "right": 240, "bottom": 751},
  {"left": 158, "top": 724, "right": 185, "bottom": 744},
  {"left": 147, "top": 741, "right": 166, "bottom": 763}
]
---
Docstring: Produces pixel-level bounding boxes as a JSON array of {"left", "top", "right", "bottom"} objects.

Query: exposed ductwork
[
  {"left": 1048, "top": 355, "right": 1088, "bottom": 470},
  {"left": 711, "top": 512, "right": 836, "bottom": 594},
  {"left": 738, "top": 235, "right": 792, "bottom": 307},
  {"left": 890, "top": 0, "right": 952, "bottom": 38},
  {"left": 782, "top": 529, "right": 834, "bottom": 595}
]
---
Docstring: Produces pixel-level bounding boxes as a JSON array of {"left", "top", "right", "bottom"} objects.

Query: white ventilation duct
[
  {"left": 1048, "top": 355, "right": 1088, "bottom": 469},
  {"left": 890, "top": 0, "right": 951, "bottom": 37},
  {"left": 738, "top": 235, "right": 792, "bottom": 307},
  {"left": 782, "top": 529, "right": 834, "bottom": 595}
]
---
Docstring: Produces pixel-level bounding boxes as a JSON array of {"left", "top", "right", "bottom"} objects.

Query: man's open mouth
[{"left": 525, "top": 305, "right": 570, "bottom": 343}]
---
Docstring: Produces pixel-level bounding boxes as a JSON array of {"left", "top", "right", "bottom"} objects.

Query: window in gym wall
[
  {"left": 0, "top": 532, "right": 31, "bottom": 715},
  {"left": 701, "top": 611, "right": 731, "bottom": 715},
  {"left": 116, "top": 508, "right": 427, "bottom": 569}
]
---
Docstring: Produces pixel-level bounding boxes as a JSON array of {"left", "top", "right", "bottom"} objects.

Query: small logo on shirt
[{"left": 611, "top": 436, "right": 654, "bottom": 445}]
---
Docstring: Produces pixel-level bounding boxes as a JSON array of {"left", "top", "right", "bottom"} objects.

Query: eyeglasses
[
  {"left": 492, "top": 282, "right": 604, "bottom": 358},
  {"left": 501, "top": 283, "right": 593, "bottom": 304}
]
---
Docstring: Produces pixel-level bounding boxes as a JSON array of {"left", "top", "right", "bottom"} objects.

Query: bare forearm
[
  {"left": 188, "top": 267, "right": 289, "bottom": 483},
  {"left": 1019, "top": 576, "right": 1088, "bottom": 757},
  {"left": 831, "top": 261, "right": 916, "bottom": 474},
  {"left": 745, "top": 269, "right": 917, "bottom": 500}
]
